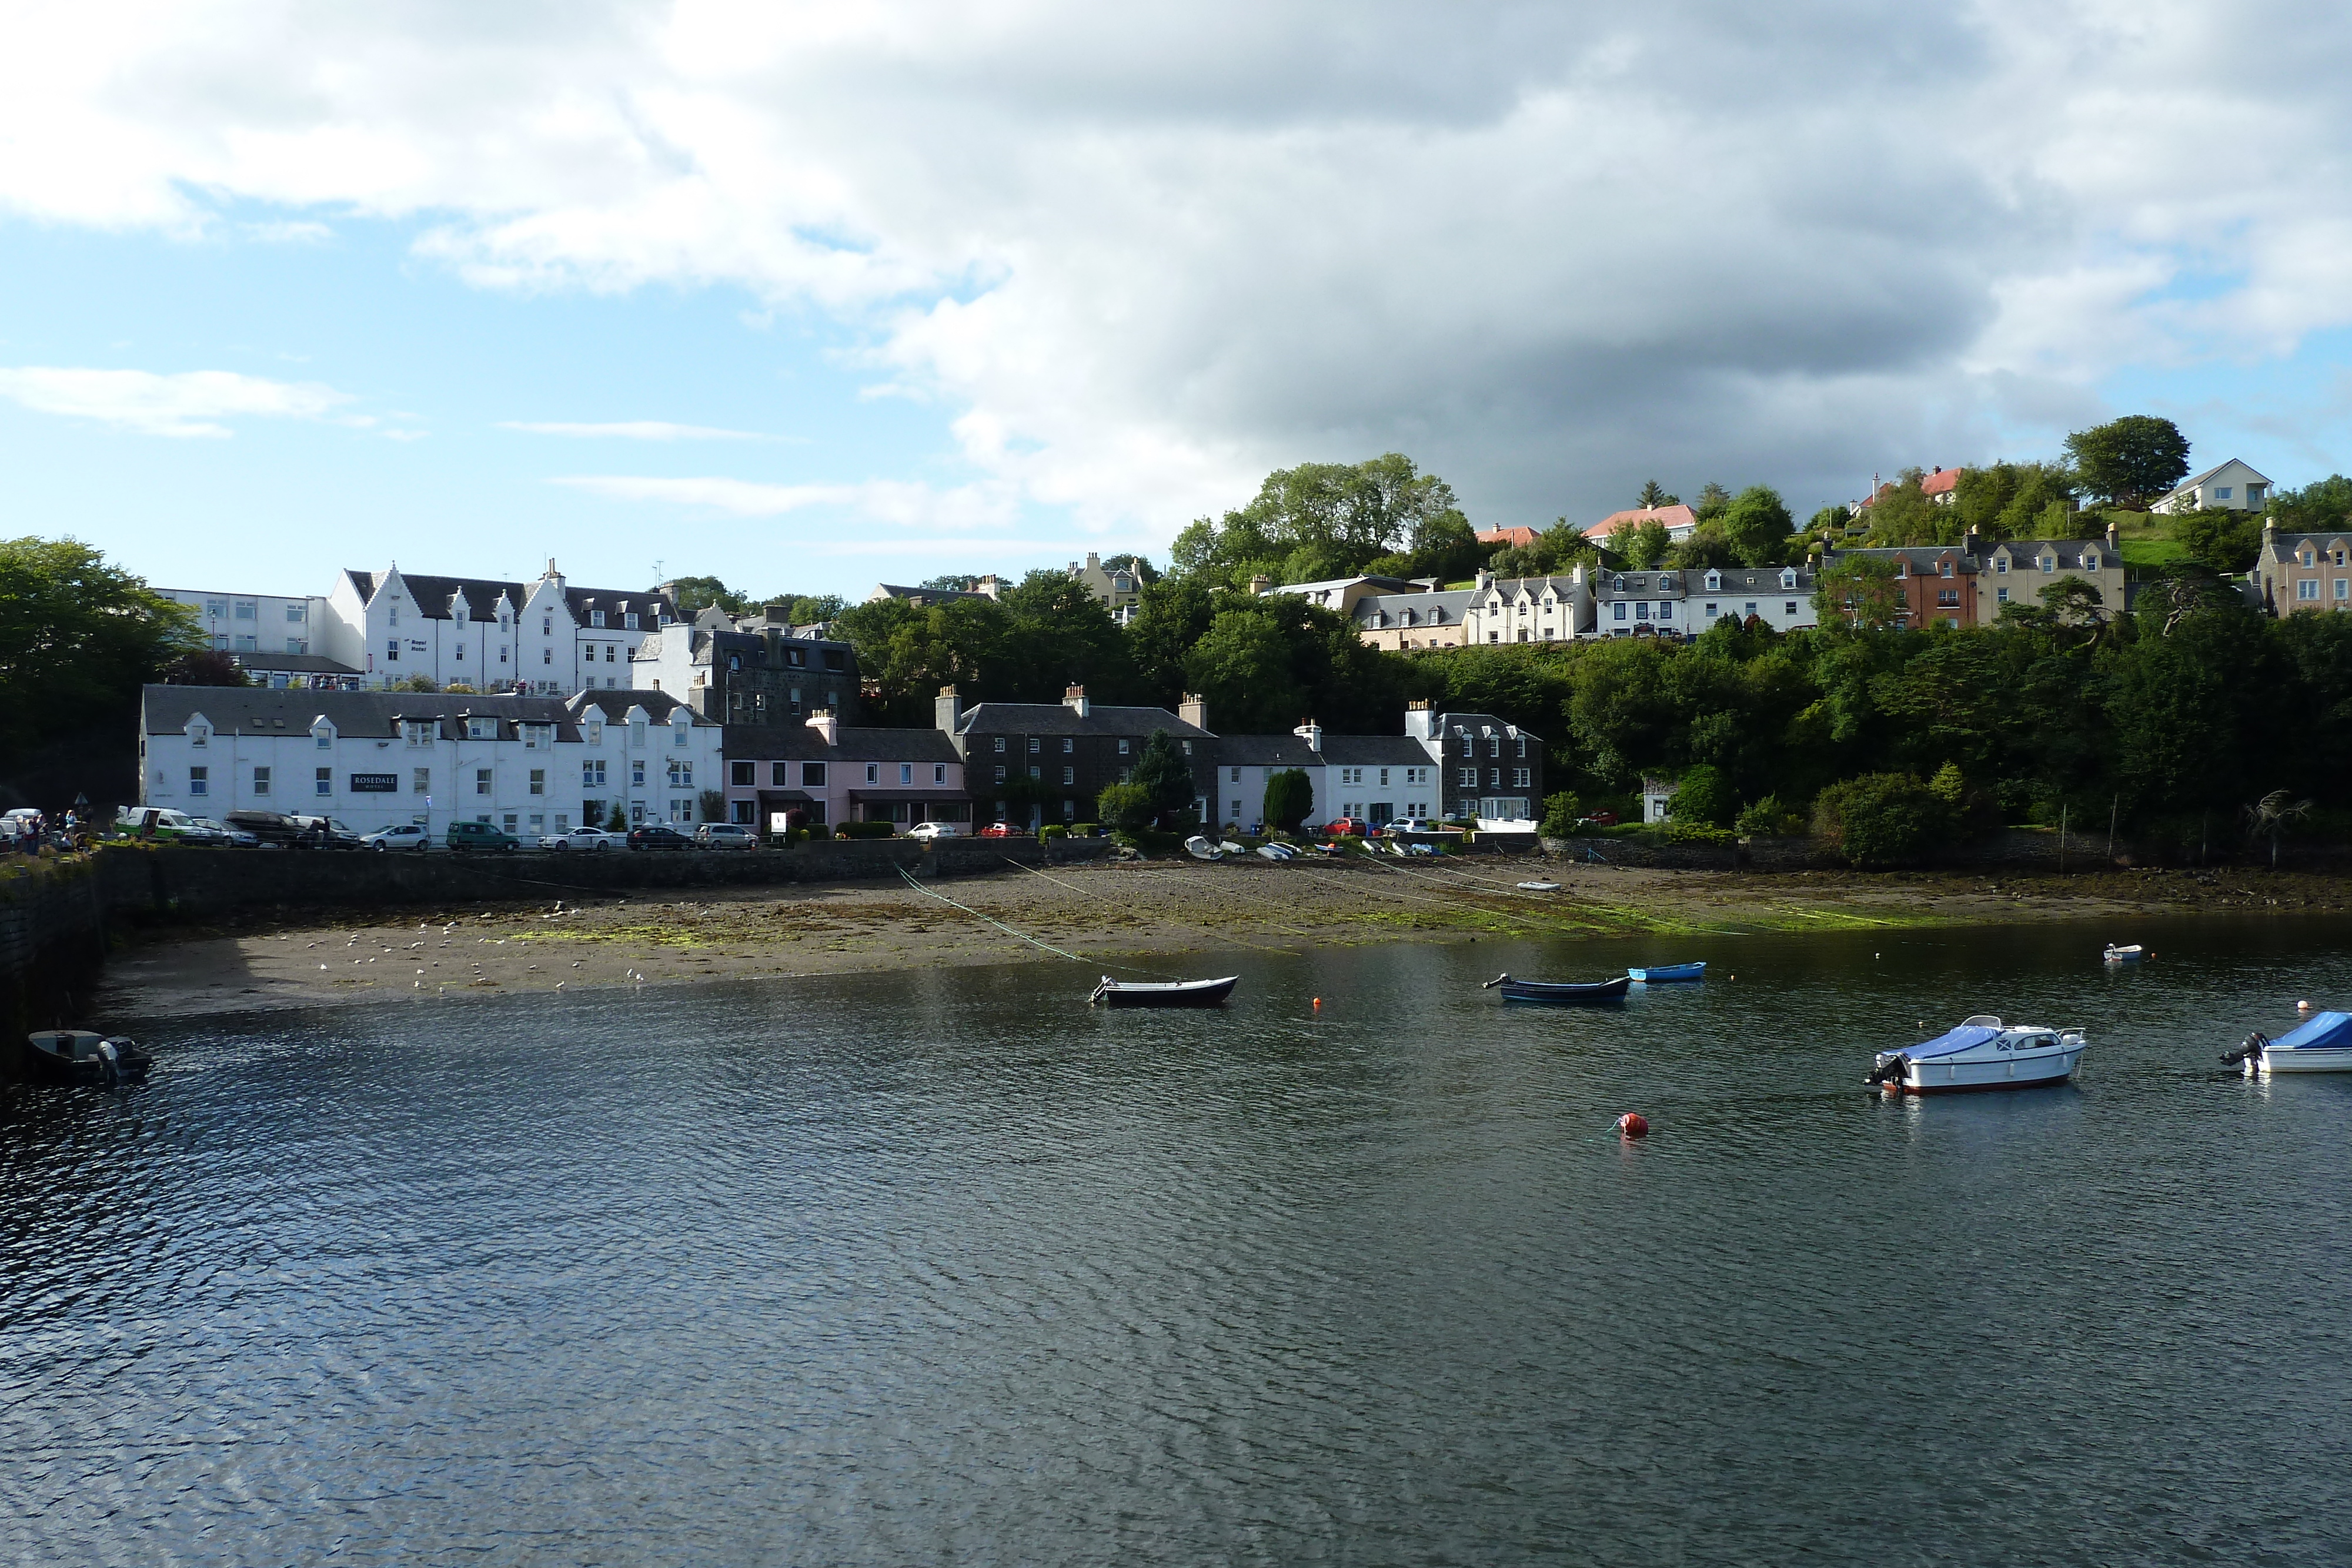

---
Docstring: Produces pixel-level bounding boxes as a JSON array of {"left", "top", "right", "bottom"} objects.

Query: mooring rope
[{"left": 893, "top": 864, "right": 1193, "bottom": 975}]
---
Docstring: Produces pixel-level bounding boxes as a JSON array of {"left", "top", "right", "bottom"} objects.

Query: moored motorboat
[
  {"left": 1482, "top": 972, "right": 1631, "bottom": 1004},
  {"left": 24, "top": 1029, "right": 152, "bottom": 1088},
  {"left": 1183, "top": 835, "right": 1223, "bottom": 861},
  {"left": 1628, "top": 961, "right": 1705, "bottom": 984},
  {"left": 1867, "top": 1015, "right": 2085, "bottom": 1094},
  {"left": 2222, "top": 1010, "right": 2352, "bottom": 1074},
  {"left": 2104, "top": 944, "right": 2146, "bottom": 964},
  {"left": 1089, "top": 975, "right": 1240, "bottom": 1008}
]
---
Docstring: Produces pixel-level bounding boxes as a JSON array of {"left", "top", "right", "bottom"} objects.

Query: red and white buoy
[{"left": 1616, "top": 1112, "right": 1649, "bottom": 1139}]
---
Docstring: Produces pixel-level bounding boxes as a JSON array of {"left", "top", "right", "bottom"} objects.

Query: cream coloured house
[{"left": 2151, "top": 459, "right": 2273, "bottom": 514}]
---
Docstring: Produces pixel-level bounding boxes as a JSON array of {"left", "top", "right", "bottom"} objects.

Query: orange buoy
[
  {"left": 1312, "top": 997, "right": 1322, "bottom": 1010},
  {"left": 1616, "top": 1112, "right": 1649, "bottom": 1139}
]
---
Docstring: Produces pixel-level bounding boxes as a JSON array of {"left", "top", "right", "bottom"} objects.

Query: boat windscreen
[
  {"left": 2272, "top": 1011, "right": 2352, "bottom": 1051},
  {"left": 1904, "top": 1024, "right": 2003, "bottom": 1061}
]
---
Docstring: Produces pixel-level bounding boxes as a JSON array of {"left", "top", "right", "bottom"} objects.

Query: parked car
[
  {"left": 627, "top": 824, "right": 694, "bottom": 851},
  {"left": 975, "top": 821, "right": 1023, "bottom": 839},
  {"left": 290, "top": 815, "right": 365, "bottom": 850},
  {"left": 226, "top": 810, "right": 319, "bottom": 848},
  {"left": 1384, "top": 817, "right": 1438, "bottom": 835},
  {"left": 362, "top": 823, "right": 435, "bottom": 852},
  {"left": 445, "top": 820, "right": 521, "bottom": 853},
  {"left": 906, "top": 821, "right": 964, "bottom": 842},
  {"left": 540, "top": 826, "right": 622, "bottom": 852},
  {"left": 1324, "top": 817, "right": 1381, "bottom": 838},
  {"left": 1581, "top": 810, "right": 1620, "bottom": 826},
  {"left": 191, "top": 816, "right": 261, "bottom": 848},
  {"left": 693, "top": 823, "right": 760, "bottom": 851}
]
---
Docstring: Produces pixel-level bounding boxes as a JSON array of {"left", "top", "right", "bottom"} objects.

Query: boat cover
[
  {"left": 1900, "top": 1024, "right": 2004, "bottom": 1061},
  {"left": 2271, "top": 1011, "right": 2352, "bottom": 1051}
]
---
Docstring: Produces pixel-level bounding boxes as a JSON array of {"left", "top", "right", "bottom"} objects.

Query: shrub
[
  {"left": 1262, "top": 768, "right": 1313, "bottom": 833},
  {"left": 1096, "top": 781, "right": 1155, "bottom": 831},
  {"left": 1041, "top": 823, "right": 1070, "bottom": 840},
  {"left": 836, "top": 820, "right": 896, "bottom": 840},
  {"left": 1539, "top": 791, "right": 1583, "bottom": 837},
  {"left": 1663, "top": 820, "right": 1736, "bottom": 845},
  {"left": 1735, "top": 794, "right": 1803, "bottom": 837},
  {"left": 1812, "top": 774, "right": 1952, "bottom": 867},
  {"left": 1667, "top": 765, "right": 1736, "bottom": 828}
]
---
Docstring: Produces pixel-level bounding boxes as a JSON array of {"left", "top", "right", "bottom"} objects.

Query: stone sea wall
[{"left": 0, "top": 857, "right": 111, "bottom": 1040}]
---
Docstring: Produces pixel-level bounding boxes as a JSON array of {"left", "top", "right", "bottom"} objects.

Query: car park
[
  {"left": 906, "top": 821, "right": 964, "bottom": 842},
  {"left": 445, "top": 820, "right": 521, "bottom": 853},
  {"left": 362, "top": 823, "right": 434, "bottom": 852},
  {"left": 627, "top": 824, "right": 694, "bottom": 851},
  {"left": 693, "top": 823, "right": 760, "bottom": 851},
  {"left": 540, "top": 826, "right": 622, "bottom": 852}
]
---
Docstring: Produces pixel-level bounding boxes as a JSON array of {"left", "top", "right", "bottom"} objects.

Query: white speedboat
[
  {"left": 1867, "top": 1015, "right": 2086, "bottom": 1094},
  {"left": 2223, "top": 1011, "right": 2352, "bottom": 1074},
  {"left": 1183, "top": 835, "right": 1222, "bottom": 861},
  {"left": 2103, "top": 944, "right": 2146, "bottom": 964}
]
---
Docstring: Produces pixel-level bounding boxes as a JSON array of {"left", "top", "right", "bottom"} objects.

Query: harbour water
[{"left": 7, "top": 915, "right": 2352, "bottom": 1564}]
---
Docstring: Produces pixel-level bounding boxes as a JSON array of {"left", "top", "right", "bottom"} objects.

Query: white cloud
[
  {"left": 4, "top": 2, "right": 2351, "bottom": 519},
  {"left": 0, "top": 366, "right": 357, "bottom": 437},
  {"left": 500, "top": 420, "right": 774, "bottom": 442},
  {"left": 552, "top": 473, "right": 1018, "bottom": 529}
]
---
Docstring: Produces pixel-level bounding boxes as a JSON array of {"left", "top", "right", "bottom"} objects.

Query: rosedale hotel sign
[{"left": 349, "top": 774, "right": 400, "bottom": 793}]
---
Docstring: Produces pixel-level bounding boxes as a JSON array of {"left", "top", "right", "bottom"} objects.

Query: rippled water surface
[{"left": 8, "top": 915, "right": 2352, "bottom": 1564}]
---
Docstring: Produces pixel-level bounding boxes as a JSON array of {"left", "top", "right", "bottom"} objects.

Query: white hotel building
[{"left": 139, "top": 686, "right": 724, "bottom": 840}]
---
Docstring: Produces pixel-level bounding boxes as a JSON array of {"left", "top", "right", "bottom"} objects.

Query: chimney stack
[
  {"left": 1178, "top": 692, "right": 1208, "bottom": 731},
  {"left": 1293, "top": 719, "right": 1324, "bottom": 753},
  {"left": 1248, "top": 573, "right": 1272, "bottom": 596},
  {"left": 806, "top": 708, "right": 839, "bottom": 745},
  {"left": 1063, "top": 684, "right": 1090, "bottom": 718},
  {"left": 2104, "top": 519, "right": 2120, "bottom": 553},
  {"left": 936, "top": 684, "right": 963, "bottom": 735},
  {"left": 1404, "top": 700, "right": 1438, "bottom": 743}
]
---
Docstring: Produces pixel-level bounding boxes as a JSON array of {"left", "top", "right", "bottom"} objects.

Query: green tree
[
  {"left": 607, "top": 803, "right": 629, "bottom": 833},
  {"left": 1636, "top": 480, "right": 1678, "bottom": 509},
  {"left": 158, "top": 649, "right": 251, "bottom": 687},
  {"left": 1621, "top": 518, "right": 1673, "bottom": 569},
  {"left": 1666, "top": 764, "right": 1736, "bottom": 827},
  {"left": 1813, "top": 556, "right": 1906, "bottom": 631},
  {"left": 2064, "top": 415, "right": 2191, "bottom": 507},
  {"left": 2174, "top": 507, "right": 2264, "bottom": 573},
  {"left": 1692, "top": 482, "right": 1733, "bottom": 523},
  {"left": 1719, "top": 486, "right": 1795, "bottom": 566},
  {"left": 780, "top": 593, "right": 848, "bottom": 625},
  {"left": 1096, "top": 781, "right": 1155, "bottom": 831},
  {"left": 1184, "top": 612, "right": 1308, "bottom": 734},
  {"left": 1262, "top": 768, "right": 1313, "bottom": 832},
  {"left": 2267, "top": 474, "right": 2352, "bottom": 534},
  {"left": 1131, "top": 728, "right": 1195, "bottom": 828},
  {"left": 1812, "top": 773, "right": 1950, "bottom": 867},
  {"left": 1860, "top": 469, "right": 1944, "bottom": 544},
  {"left": 1810, "top": 504, "right": 1853, "bottom": 537},
  {"left": 662, "top": 574, "right": 750, "bottom": 615},
  {"left": 1170, "top": 453, "right": 1470, "bottom": 589},
  {"left": 1539, "top": 790, "right": 1582, "bottom": 836},
  {"left": 1126, "top": 576, "right": 1221, "bottom": 706},
  {"left": 0, "top": 537, "right": 202, "bottom": 757}
]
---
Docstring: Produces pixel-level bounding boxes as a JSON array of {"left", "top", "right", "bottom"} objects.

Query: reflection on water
[{"left": 6, "top": 915, "right": 2352, "bottom": 1565}]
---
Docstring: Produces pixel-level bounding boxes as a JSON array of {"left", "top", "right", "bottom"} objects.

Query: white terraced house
[
  {"left": 319, "top": 560, "right": 679, "bottom": 693},
  {"left": 138, "top": 686, "right": 723, "bottom": 840},
  {"left": 1460, "top": 568, "right": 1597, "bottom": 644}
]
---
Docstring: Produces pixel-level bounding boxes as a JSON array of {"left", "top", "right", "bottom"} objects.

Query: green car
[{"left": 445, "top": 820, "right": 521, "bottom": 853}]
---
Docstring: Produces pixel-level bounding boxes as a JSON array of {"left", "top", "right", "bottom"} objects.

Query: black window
[
  {"left": 730, "top": 761, "right": 754, "bottom": 787},
  {"left": 824, "top": 651, "right": 846, "bottom": 671},
  {"left": 802, "top": 763, "right": 826, "bottom": 787}
]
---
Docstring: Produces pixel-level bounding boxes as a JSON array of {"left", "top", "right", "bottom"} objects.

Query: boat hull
[
  {"left": 2257, "top": 1047, "right": 2352, "bottom": 1075},
  {"left": 1890, "top": 1046, "right": 2083, "bottom": 1093},
  {"left": 1093, "top": 977, "right": 1238, "bottom": 1008},
  {"left": 1496, "top": 976, "right": 1631, "bottom": 1004},
  {"left": 1629, "top": 962, "right": 1705, "bottom": 984}
]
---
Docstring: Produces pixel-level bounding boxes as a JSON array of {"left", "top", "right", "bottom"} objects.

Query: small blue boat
[{"left": 1628, "top": 961, "right": 1706, "bottom": 984}]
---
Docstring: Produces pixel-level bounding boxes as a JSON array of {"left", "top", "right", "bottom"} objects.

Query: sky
[{"left": 5, "top": 1, "right": 2352, "bottom": 601}]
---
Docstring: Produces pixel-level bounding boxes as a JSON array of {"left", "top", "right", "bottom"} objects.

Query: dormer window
[
  {"left": 592, "top": 610, "right": 606, "bottom": 627},
  {"left": 1705, "top": 571, "right": 1721, "bottom": 591},
  {"left": 466, "top": 717, "right": 495, "bottom": 740},
  {"left": 625, "top": 613, "right": 639, "bottom": 630},
  {"left": 2083, "top": 552, "right": 2099, "bottom": 570},
  {"left": 189, "top": 724, "right": 209, "bottom": 749},
  {"left": 586, "top": 720, "right": 604, "bottom": 745},
  {"left": 1995, "top": 556, "right": 2009, "bottom": 574},
  {"left": 499, "top": 612, "right": 510, "bottom": 628},
  {"left": 454, "top": 603, "right": 467, "bottom": 626},
  {"left": 313, "top": 723, "right": 333, "bottom": 750},
  {"left": 2041, "top": 555, "right": 2056, "bottom": 573},
  {"left": 1780, "top": 569, "right": 1797, "bottom": 589},
  {"left": 1940, "top": 560, "right": 1953, "bottom": 578}
]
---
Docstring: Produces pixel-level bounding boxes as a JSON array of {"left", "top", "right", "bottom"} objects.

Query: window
[
  {"left": 466, "top": 717, "right": 493, "bottom": 740},
  {"left": 674, "top": 724, "right": 689, "bottom": 748},
  {"left": 288, "top": 637, "right": 308, "bottom": 655},
  {"left": 1995, "top": 556, "right": 2009, "bottom": 574},
  {"left": 189, "top": 724, "right": 208, "bottom": 748},
  {"left": 2083, "top": 554, "right": 2099, "bottom": 571},
  {"left": 389, "top": 606, "right": 399, "bottom": 627},
  {"left": 1658, "top": 603, "right": 1673, "bottom": 621},
  {"left": 252, "top": 765, "right": 270, "bottom": 795},
  {"left": 234, "top": 600, "right": 256, "bottom": 620},
  {"left": 1028, "top": 738, "right": 1041, "bottom": 754},
  {"left": 802, "top": 763, "right": 826, "bottom": 787},
  {"left": 770, "top": 762, "right": 788, "bottom": 787},
  {"left": 898, "top": 764, "right": 913, "bottom": 785},
  {"left": 529, "top": 769, "right": 545, "bottom": 796},
  {"left": 994, "top": 764, "right": 1007, "bottom": 783},
  {"left": 543, "top": 648, "right": 553, "bottom": 665},
  {"left": 1997, "top": 586, "right": 2010, "bottom": 604},
  {"left": 1117, "top": 738, "right": 1131, "bottom": 755},
  {"left": 456, "top": 643, "right": 466, "bottom": 660},
  {"left": 731, "top": 761, "right": 754, "bottom": 787},
  {"left": 2337, "top": 579, "right": 2349, "bottom": 603},
  {"left": 314, "top": 727, "right": 332, "bottom": 750},
  {"left": 2215, "top": 486, "right": 2232, "bottom": 500},
  {"left": 624, "top": 614, "right": 639, "bottom": 630},
  {"left": 1785, "top": 601, "right": 1798, "bottom": 617},
  {"left": 504, "top": 813, "right": 520, "bottom": 834},
  {"left": 1230, "top": 767, "right": 1241, "bottom": 783},
  {"left": 1490, "top": 768, "right": 1502, "bottom": 787},
  {"left": 189, "top": 766, "right": 207, "bottom": 795},
  {"left": 499, "top": 648, "right": 508, "bottom": 664},
  {"left": 524, "top": 725, "right": 546, "bottom": 750},
  {"left": 1515, "top": 768, "right": 1532, "bottom": 787},
  {"left": 386, "top": 640, "right": 400, "bottom": 663},
  {"left": 1744, "top": 602, "right": 1758, "bottom": 617},
  {"left": 584, "top": 760, "right": 607, "bottom": 787},
  {"left": 1939, "top": 560, "right": 1953, "bottom": 578},
  {"left": 1614, "top": 603, "right": 1628, "bottom": 621},
  {"left": 2041, "top": 556, "right": 2056, "bottom": 573},
  {"left": 1705, "top": 602, "right": 1719, "bottom": 618},
  {"left": 2298, "top": 579, "right": 2320, "bottom": 601},
  {"left": 1459, "top": 767, "right": 1478, "bottom": 787},
  {"left": 1029, "top": 765, "right": 1041, "bottom": 780},
  {"left": 1937, "top": 588, "right": 1959, "bottom": 606},
  {"left": 934, "top": 764, "right": 947, "bottom": 784},
  {"left": 865, "top": 763, "right": 880, "bottom": 784},
  {"left": 1379, "top": 768, "right": 1390, "bottom": 785},
  {"left": 592, "top": 610, "right": 606, "bottom": 627},
  {"left": 315, "top": 767, "right": 332, "bottom": 796},
  {"left": 669, "top": 761, "right": 693, "bottom": 787},
  {"left": 587, "top": 720, "right": 603, "bottom": 745},
  {"left": 403, "top": 720, "right": 434, "bottom": 746},
  {"left": 476, "top": 768, "right": 493, "bottom": 796},
  {"left": 206, "top": 599, "right": 226, "bottom": 619},
  {"left": 993, "top": 736, "right": 1007, "bottom": 753},
  {"left": 414, "top": 768, "right": 433, "bottom": 795},
  {"left": 1061, "top": 766, "right": 1074, "bottom": 785},
  {"left": 633, "top": 760, "right": 647, "bottom": 787}
]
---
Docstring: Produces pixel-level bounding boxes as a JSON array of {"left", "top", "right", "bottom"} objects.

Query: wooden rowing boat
[{"left": 1089, "top": 975, "right": 1240, "bottom": 1008}]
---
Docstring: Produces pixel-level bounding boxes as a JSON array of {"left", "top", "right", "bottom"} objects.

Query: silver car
[
  {"left": 693, "top": 823, "right": 761, "bottom": 850},
  {"left": 362, "top": 823, "right": 434, "bottom": 852},
  {"left": 539, "top": 827, "right": 622, "bottom": 852}
]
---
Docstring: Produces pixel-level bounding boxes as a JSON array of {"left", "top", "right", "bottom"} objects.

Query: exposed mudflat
[{"left": 97, "top": 855, "right": 2352, "bottom": 1019}]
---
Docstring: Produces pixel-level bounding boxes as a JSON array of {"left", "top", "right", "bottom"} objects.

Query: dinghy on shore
[
  {"left": 1867, "top": 1015, "right": 2085, "bottom": 1094},
  {"left": 2222, "top": 1010, "right": 2352, "bottom": 1074},
  {"left": 1089, "top": 975, "right": 1239, "bottom": 1008},
  {"left": 1184, "top": 835, "right": 1223, "bottom": 861}
]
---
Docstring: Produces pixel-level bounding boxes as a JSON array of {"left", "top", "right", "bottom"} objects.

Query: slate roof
[
  {"left": 345, "top": 570, "right": 676, "bottom": 625},
  {"left": 563, "top": 690, "right": 706, "bottom": 726},
  {"left": 1822, "top": 546, "right": 1979, "bottom": 576},
  {"left": 1689, "top": 567, "right": 1813, "bottom": 593},
  {"left": 1593, "top": 570, "right": 1692, "bottom": 600},
  {"left": 146, "top": 684, "right": 588, "bottom": 740},
  {"left": 953, "top": 703, "right": 1211, "bottom": 740},
  {"left": 1319, "top": 735, "right": 1441, "bottom": 765},
  {"left": 1355, "top": 589, "right": 1477, "bottom": 627},
  {"left": 1208, "top": 735, "right": 1328, "bottom": 768},
  {"left": 1985, "top": 539, "right": 2114, "bottom": 570},
  {"left": 228, "top": 651, "right": 361, "bottom": 674}
]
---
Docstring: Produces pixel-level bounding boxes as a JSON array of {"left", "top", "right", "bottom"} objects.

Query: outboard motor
[
  {"left": 1866, "top": 1054, "right": 1912, "bottom": 1088},
  {"left": 2219, "top": 1031, "right": 2269, "bottom": 1069},
  {"left": 95, "top": 1039, "right": 122, "bottom": 1090}
]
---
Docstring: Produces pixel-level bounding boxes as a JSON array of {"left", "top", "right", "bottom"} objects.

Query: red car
[
  {"left": 1324, "top": 817, "right": 1380, "bottom": 838},
  {"left": 976, "top": 821, "right": 1024, "bottom": 839},
  {"left": 1582, "top": 810, "right": 1619, "bottom": 826}
]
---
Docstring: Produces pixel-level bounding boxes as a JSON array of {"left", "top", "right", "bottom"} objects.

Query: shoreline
[{"left": 93, "top": 858, "right": 2352, "bottom": 1022}]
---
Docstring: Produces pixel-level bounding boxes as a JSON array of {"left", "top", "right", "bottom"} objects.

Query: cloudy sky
[{"left": 4, "top": 1, "right": 2348, "bottom": 599}]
